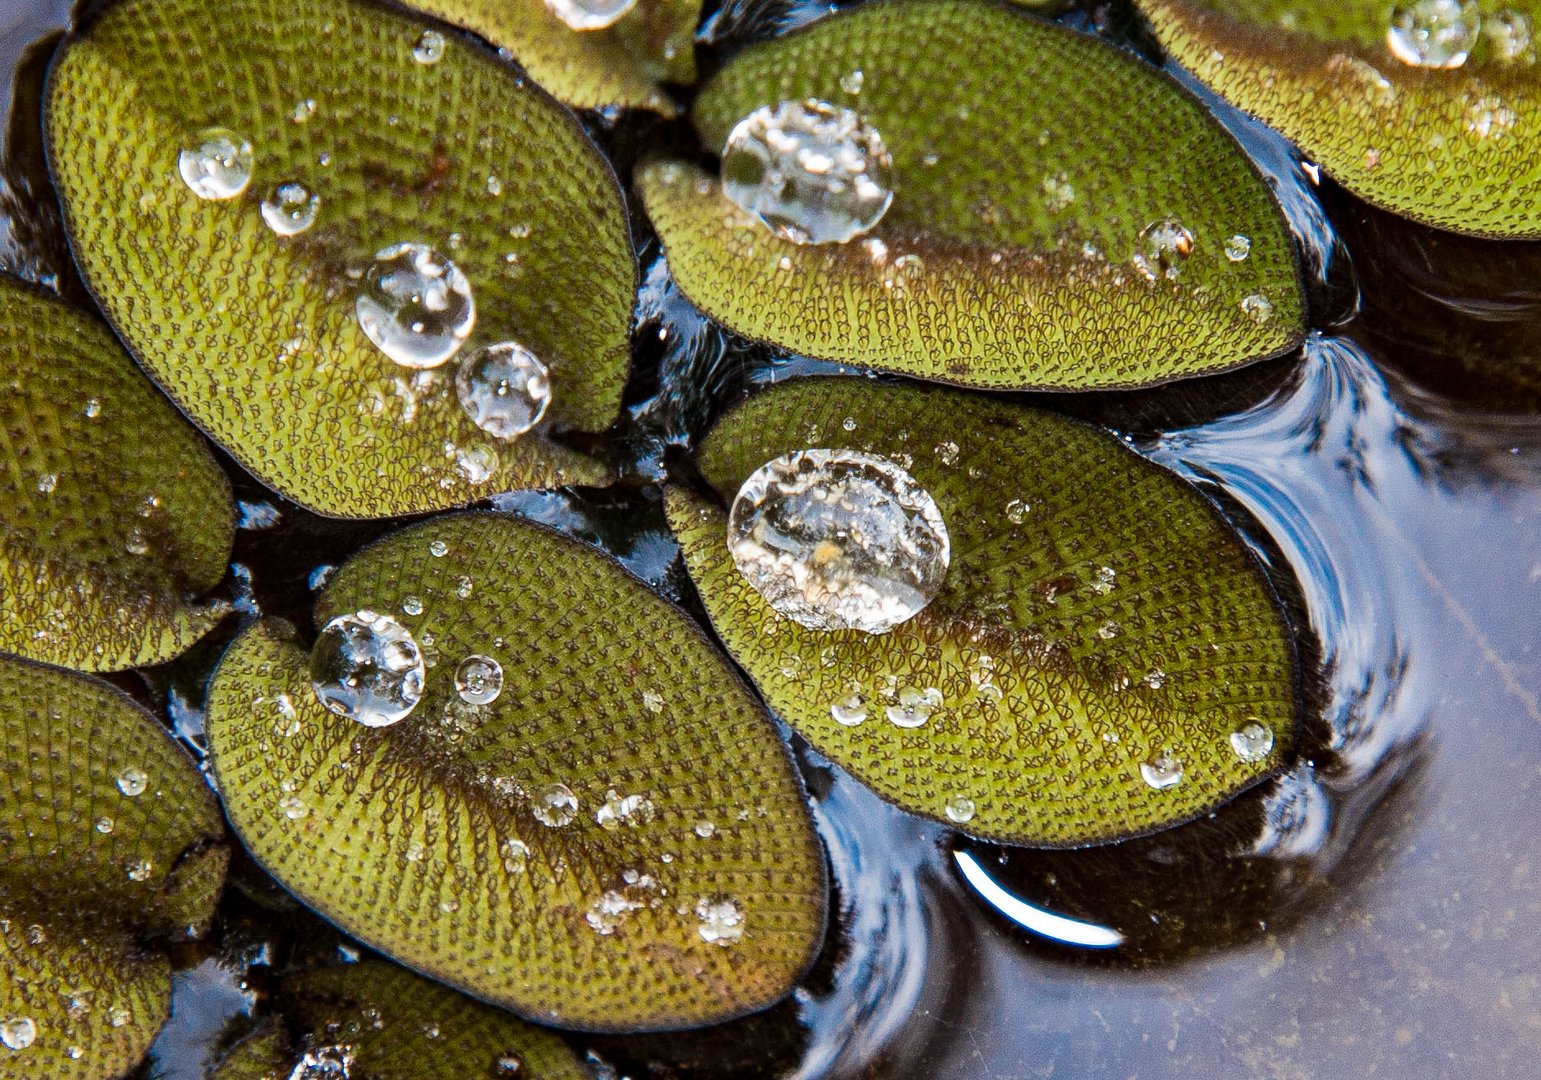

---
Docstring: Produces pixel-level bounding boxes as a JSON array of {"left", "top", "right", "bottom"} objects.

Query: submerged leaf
[
  {"left": 0, "top": 276, "right": 232, "bottom": 671},
  {"left": 46, "top": 0, "right": 635, "bottom": 518},
  {"left": 205, "top": 514, "right": 826, "bottom": 1032},
  {"left": 0, "top": 655, "right": 228, "bottom": 1078},
  {"left": 404, "top": 0, "right": 698, "bottom": 113},
  {"left": 642, "top": 0, "right": 1304, "bottom": 390},
  {"left": 214, "top": 960, "right": 589, "bottom": 1079},
  {"left": 1138, "top": 0, "right": 1541, "bottom": 237},
  {"left": 666, "top": 379, "right": 1299, "bottom": 846}
]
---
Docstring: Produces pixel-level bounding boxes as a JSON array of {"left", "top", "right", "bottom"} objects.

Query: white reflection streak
[{"left": 953, "top": 851, "right": 1124, "bottom": 950}]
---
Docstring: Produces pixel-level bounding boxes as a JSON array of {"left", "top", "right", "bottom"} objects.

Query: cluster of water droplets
[
  {"left": 544, "top": 0, "right": 638, "bottom": 31},
  {"left": 694, "top": 896, "right": 745, "bottom": 946},
  {"left": 728, "top": 449, "right": 951, "bottom": 634},
  {"left": 721, "top": 99, "right": 894, "bottom": 245}
]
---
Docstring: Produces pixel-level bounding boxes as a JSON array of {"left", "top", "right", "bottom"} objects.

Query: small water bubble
[
  {"left": 355, "top": 243, "right": 475, "bottom": 369},
  {"left": 279, "top": 795, "right": 309, "bottom": 820},
  {"left": 260, "top": 181, "right": 320, "bottom": 236},
  {"left": 943, "top": 794, "right": 976, "bottom": 824},
  {"left": 116, "top": 766, "right": 148, "bottom": 797},
  {"left": 694, "top": 819, "right": 716, "bottom": 838},
  {"left": 1224, "top": 234, "right": 1252, "bottom": 262},
  {"left": 454, "top": 654, "right": 503, "bottom": 705},
  {"left": 1140, "top": 752, "right": 1184, "bottom": 790},
  {"left": 288, "top": 1045, "right": 353, "bottom": 1078},
  {"left": 1097, "top": 621, "right": 1119, "bottom": 640},
  {"left": 695, "top": 896, "right": 745, "bottom": 946},
  {"left": 1230, "top": 720, "right": 1275, "bottom": 763},
  {"left": 83, "top": 398, "right": 102, "bottom": 418},
  {"left": 124, "top": 528, "right": 152, "bottom": 556},
  {"left": 0, "top": 1017, "right": 35, "bottom": 1051},
  {"left": 401, "top": 595, "right": 425, "bottom": 616},
  {"left": 177, "top": 127, "right": 253, "bottom": 200},
  {"left": 1488, "top": 9, "right": 1534, "bottom": 61},
  {"left": 501, "top": 837, "right": 528, "bottom": 873},
  {"left": 455, "top": 341, "right": 551, "bottom": 440},
  {"left": 485, "top": 174, "right": 503, "bottom": 196},
  {"left": 1133, "top": 219, "right": 1195, "bottom": 282},
  {"left": 1143, "top": 668, "right": 1167, "bottom": 690},
  {"left": 830, "top": 693, "right": 867, "bottom": 726},
  {"left": 641, "top": 689, "right": 665, "bottom": 714},
  {"left": 544, "top": 0, "right": 638, "bottom": 30},
  {"left": 413, "top": 28, "right": 446, "bottom": 64},
  {"left": 126, "top": 859, "right": 153, "bottom": 882},
  {"left": 1387, "top": 1, "right": 1480, "bottom": 68},
  {"left": 428, "top": 540, "right": 449, "bottom": 557},
  {"left": 534, "top": 783, "right": 578, "bottom": 827},
  {"left": 839, "top": 68, "right": 865, "bottom": 94},
  {"left": 721, "top": 99, "right": 893, "bottom": 245},
  {"left": 1090, "top": 565, "right": 1116, "bottom": 594},
  {"left": 309, "top": 610, "right": 426, "bottom": 727},
  {"left": 438, "top": 899, "right": 459, "bottom": 914},
  {"left": 34, "top": 472, "right": 57, "bottom": 495},
  {"left": 841, "top": 416, "right": 857, "bottom": 432},
  {"left": 1041, "top": 172, "right": 1075, "bottom": 212},
  {"left": 494, "top": 1052, "right": 525, "bottom": 1075},
  {"left": 728, "top": 449, "right": 950, "bottom": 634},
  {"left": 886, "top": 686, "right": 942, "bottom": 729},
  {"left": 1466, "top": 95, "right": 1517, "bottom": 138},
  {"left": 95, "top": 816, "right": 114, "bottom": 834},
  {"left": 933, "top": 440, "right": 960, "bottom": 465},
  {"left": 1005, "top": 498, "right": 1030, "bottom": 524},
  {"left": 290, "top": 98, "right": 317, "bottom": 123},
  {"left": 107, "top": 1005, "right": 131, "bottom": 1028},
  {"left": 1240, "top": 294, "right": 1275, "bottom": 324},
  {"left": 66, "top": 1046, "right": 83, "bottom": 1060}
]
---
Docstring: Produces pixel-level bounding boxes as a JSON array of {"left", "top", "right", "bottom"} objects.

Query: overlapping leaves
[
  {"left": 667, "top": 379, "right": 1300, "bottom": 846},
  {"left": 642, "top": 0, "right": 1305, "bottom": 390},
  {"left": 205, "top": 514, "right": 826, "bottom": 1031},
  {"left": 45, "top": 0, "right": 635, "bottom": 517}
]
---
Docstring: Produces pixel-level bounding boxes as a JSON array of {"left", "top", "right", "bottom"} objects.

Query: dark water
[{"left": 3, "top": 1, "right": 1540, "bottom": 1077}]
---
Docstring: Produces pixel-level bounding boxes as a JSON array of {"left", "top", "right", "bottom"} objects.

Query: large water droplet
[
  {"left": 533, "top": 783, "right": 578, "bottom": 827},
  {"left": 728, "top": 449, "right": 950, "bottom": 634},
  {"left": 695, "top": 896, "right": 745, "bottom": 946},
  {"left": 1140, "top": 752, "right": 1184, "bottom": 790},
  {"left": 0, "top": 1017, "right": 35, "bottom": 1051},
  {"left": 1229, "top": 721, "right": 1275, "bottom": 763},
  {"left": 1132, "top": 219, "right": 1195, "bottom": 282},
  {"left": 455, "top": 342, "right": 551, "bottom": 440},
  {"left": 721, "top": 99, "right": 893, "bottom": 245},
  {"left": 1387, "top": 1, "right": 1480, "bottom": 68},
  {"left": 885, "top": 686, "right": 942, "bottom": 728},
  {"left": 455, "top": 654, "right": 504, "bottom": 705},
  {"left": 116, "top": 766, "right": 148, "bottom": 797},
  {"left": 309, "top": 610, "right": 426, "bottom": 727},
  {"left": 259, "top": 181, "right": 320, "bottom": 236},
  {"left": 355, "top": 243, "right": 475, "bottom": 369},
  {"left": 543, "top": 0, "right": 638, "bottom": 31},
  {"left": 177, "top": 127, "right": 253, "bottom": 200}
]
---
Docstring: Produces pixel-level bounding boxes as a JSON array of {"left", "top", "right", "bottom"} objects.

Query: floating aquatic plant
[
  {"left": 1138, "top": 0, "right": 1541, "bottom": 237},
  {"left": 643, "top": 0, "right": 1306, "bottom": 390}
]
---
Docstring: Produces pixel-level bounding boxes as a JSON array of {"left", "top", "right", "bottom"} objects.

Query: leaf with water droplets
[
  {"left": 666, "top": 379, "right": 1300, "bottom": 846},
  {"left": 213, "top": 960, "right": 588, "bottom": 1079},
  {"left": 1137, "top": 0, "right": 1541, "bottom": 237},
  {"left": 45, "top": 0, "right": 634, "bottom": 518},
  {"left": 205, "top": 514, "right": 826, "bottom": 1031},
  {"left": 0, "top": 654, "right": 228, "bottom": 1078},
  {"left": 641, "top": 0, "right": 1304, "bottom": 390},
  {"left": 403, "top": 0, "right": 698, "bottom": 113},
  {"left": 0, "top": 277, "right": 233, "bottom": 672}
]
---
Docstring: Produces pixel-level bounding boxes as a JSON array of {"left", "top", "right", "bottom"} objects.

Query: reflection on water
[{"left": 4, "top": 0, "right": 1541, "bottom": 1077}]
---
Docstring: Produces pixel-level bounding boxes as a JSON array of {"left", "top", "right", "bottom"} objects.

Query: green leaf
[
  {"left": 665, "top": 378, "right": 1299, "bottom": 846},
  {"left": 205, "top": 514, "right": 826, "bottom": 1032},
  {"left": 403, "top": 0, "right": 699, "bottom": 113},
  {"left": 1137, "top": 0, "right": 1541, "bottom": 237},
  {"left": 0, "top": 654, "right": 228, "bottom": 1078},
  {"left": 212, "top": 960, "right": 589, "bottom": 1079},
  {"left": 641, "top": 0, "right": 1304, "bottom": 390},
  {"left": 0, "top": 276, "right": 233, "bottom": 672},
  {"left": 45, "top": 0, "right": 635, "bottom": 519}
]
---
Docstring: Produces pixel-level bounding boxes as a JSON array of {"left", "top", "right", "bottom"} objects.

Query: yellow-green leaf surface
[
  {"left": 0, "top": 276, "right": 233, "bottom": 672},
  {"left": 666, "top": 379, "right": 1299, "bottom": 846},
  {"left": 45, "top": 0, "right": 635, "bottom": 518},
  {"left": 405, "top": 0, "right": 698, "bottom": 113},
  {"left": 205, "top": 514, "right": 826, "bottom": 1032},
  {"left": 0, "top": 655, "right": 228, "bottom": 1079},
  {"left": 641, "top": 0, "right": 1304, "bottom": 390},
  {"left": 213, "top": 960, "right": 588, "bottom": 1079},
  {"left": 1138, "top": 0, "right": 1541, "bottom": 237}
]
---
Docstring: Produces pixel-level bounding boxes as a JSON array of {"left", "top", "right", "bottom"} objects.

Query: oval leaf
[
  {"left": 0, "top": 277, "right": 233, "bottom": 671},
  {"left": 213, "top": 960, "right": 589, "bottom": 1079},
  {"left": 0, "top": 654, "right": 228, "bottom": 1078},
  {"left": 45, "top": 0, "right": 635, "bottom": 518},
  {"left": 1138, "top": 0, "right": 1541, "bottom": 237},
  {"left": 205, "top": 514, "right": 826, "bottom": 1032},
  {"left": 404, "top": 0, "right": 698, "bottom": 113},
  {"left": 666, "top": 378, "right": 1299, "bottom": 846},
  {"left": 641, "top": 0, "right": 1304, "bottom": 390}
]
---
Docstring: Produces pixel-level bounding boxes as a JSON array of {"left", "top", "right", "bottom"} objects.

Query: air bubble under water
[
  {"left": 455, "top": 342, "right": 551, "bottom": 440},
  {"left": 309, "top": 610, "right": 426, "bottom": 727},
  {"left": 177, "top": 127, "right": 253, "bottom": 200},
  {"left": 728, "top": 449, "right": 950, "bottom": 634},
  {"left": 544, "top": 0, "right": 638, "bottom": 31},
  {"left": 1387, "top": 1, "right": 1480, "bottom": 68},
  {"left": 721, "top": 99, "right": 893, "bottom": 245},
  {"left": 355, "top": 243, "right": 475, "bottom": 369}
]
